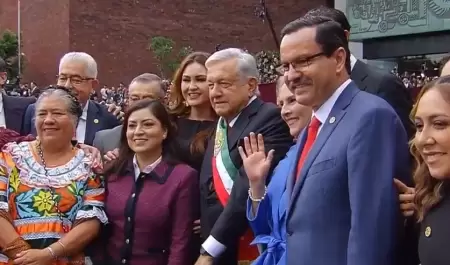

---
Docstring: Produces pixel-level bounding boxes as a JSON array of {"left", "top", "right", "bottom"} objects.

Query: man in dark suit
[
  {"left": 280, "top": 16, "right": 410, "bottom": 265},
  {"left": 93, "top": 73, "right": 165, "bottom": 155},
  {"left": 195, "top": 48, "right": 293, "bottom": 265},
  {"left": 22, "top": 52, "right": 120, "bottom": 145},
  {"left": 0, "top": 57, "right": 36, "bottom": 133},
  {"left": 305, "top": 7, "right": 414, "bottom": 139}
]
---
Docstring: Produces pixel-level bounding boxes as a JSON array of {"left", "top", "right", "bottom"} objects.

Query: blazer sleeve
[
  {"left": 346, "top": 106, "right": 409, "bottom": 265},
  {"left": 168, "top": 167, "right": 199, "bottom": 265},
  {"left": 377, "top": 74, "right": 414, "bottom": 139},
  {"left": 247, "top": 145, "right": 295, "bottom": 236},
  {"left": 92, "top": 131, "right": 105, "bottom": 156},
  {"left": 209, "top": 108, "right": 293, "bottom": 253},
  {"left": 21, "top": 104, "right": 35, "bottom": 136}
]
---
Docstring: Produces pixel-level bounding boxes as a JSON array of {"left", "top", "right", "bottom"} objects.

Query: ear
[
  {"left": 91, "top": 79, "right": 100, "bottom": 90},
  {"left": 334, "top": 47, "right": 347, "bottom": 75},
  {"left": 0, "top": 72, "right": 6, "bottom": 86},
  {"left": 247, "top": 77, "right": 258, "bottom": 96}
]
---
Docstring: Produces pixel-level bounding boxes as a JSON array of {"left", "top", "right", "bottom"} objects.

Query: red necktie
[{"left": 296, "top": 116, "right": 321, "bottom": 179}]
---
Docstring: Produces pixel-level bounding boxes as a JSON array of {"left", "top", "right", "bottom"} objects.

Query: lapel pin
[
  {"left": 425, "top": 226, "right": 431, "bottom": 237},
  {"left": 329, "top": 117, "right": 336, "bottom": 124},
  {"left": 94, "top": 119, "right": 99, "bottom": 124}
]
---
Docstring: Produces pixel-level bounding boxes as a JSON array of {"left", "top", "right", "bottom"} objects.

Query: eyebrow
[
  {"left": 415, "top": 114, "right": 450, "bottom": 120},
  {"left": 128, "top": 118, "right": 155, "bottom": 123}
]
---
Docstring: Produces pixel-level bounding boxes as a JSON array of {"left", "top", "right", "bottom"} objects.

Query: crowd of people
[{"left": 0, "top": 5, "right": 450, "bottom": 265}]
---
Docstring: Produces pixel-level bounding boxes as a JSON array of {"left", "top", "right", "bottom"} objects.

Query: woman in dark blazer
[{"left": 99, "top": 99, "right": 199, "bottom": 265}]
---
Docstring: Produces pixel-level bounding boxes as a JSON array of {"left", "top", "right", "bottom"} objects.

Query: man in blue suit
[
  {"left": 22, "top": 52, "right": 120, "bottom": 145},
  {"left": 279, "top": 16, "right": 410, "bottom": 265}
]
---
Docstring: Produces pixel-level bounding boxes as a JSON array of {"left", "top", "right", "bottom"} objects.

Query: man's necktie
[{"left": 296, "top": 116, "right": 321, "bottom": 180}]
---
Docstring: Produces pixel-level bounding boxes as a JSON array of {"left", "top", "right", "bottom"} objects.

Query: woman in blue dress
[{"left": 239, "top": 78, "right": 311, "bottom": 265}]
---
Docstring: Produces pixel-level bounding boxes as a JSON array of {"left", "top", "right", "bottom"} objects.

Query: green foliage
[
  {"left": 0, "top": 30, "right": 24, "bottom": 80},
  {"left": 149, "top": 36, "right": 192, "bottom": 78}
]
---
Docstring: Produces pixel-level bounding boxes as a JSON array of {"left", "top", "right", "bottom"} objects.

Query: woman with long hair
[
  {"left": 0, "top": 86, "right": 106, "bottom": 265},
  {"left": 169, "top": 52, "right": 217, "bottom": 263},
  {"left": 169, "top": 51, "right": 216, "bottom": 171},
  {"left": 99, "top": 99, "right": 199, "bottom": 265},
  {"left": 410, "top": 75, "right": 450, "bottom": 264}
]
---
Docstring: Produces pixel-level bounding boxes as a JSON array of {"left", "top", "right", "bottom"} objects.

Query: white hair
[
  {"left": 59, "top": 52, "right": 98, "bottom": 78},
  {"left": 206, "top": 48, "right": 261, "bottom": 94}
]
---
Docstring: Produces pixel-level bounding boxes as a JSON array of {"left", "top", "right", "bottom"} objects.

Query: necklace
[{"left": 35, "top": 141, "right": 69, "bottom": 233}]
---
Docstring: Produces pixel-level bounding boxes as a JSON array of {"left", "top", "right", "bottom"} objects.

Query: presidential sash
[{"left": 211, "top": 118, "right": 258, "bottom": 265}]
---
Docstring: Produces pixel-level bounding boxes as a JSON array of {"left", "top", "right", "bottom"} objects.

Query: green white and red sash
[{"left": 211, "top": 117, "right": 258, "bottom": 264}]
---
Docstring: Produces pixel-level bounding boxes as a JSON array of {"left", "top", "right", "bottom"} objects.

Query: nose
[
  {"left": 281, "top": 104, "right": 291, "bottom": 118},
  {"left": 415, "top": 127, "right": 435, "bottom": 148},
  {"left": 285, "top": 66, "right": 302, "bottom": 84},
  {"left": 189, "top": 80, "right": 199, "bottom": 90},
  {"left": 63, "top": 79, "right": 74, "bottom": 89},
  {"left": 133, "top": 124, "right": 145, "bottom": 135},
  {"left": 43, "top": 113, "right": 56, "bottom": 124},
  {"left": 209, "top": 83, "right": 221, "bottom": 98}
]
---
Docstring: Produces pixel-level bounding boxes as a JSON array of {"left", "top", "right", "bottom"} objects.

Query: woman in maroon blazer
[{"left": 99, "top": 99, "right": 199, "bottom": 265}]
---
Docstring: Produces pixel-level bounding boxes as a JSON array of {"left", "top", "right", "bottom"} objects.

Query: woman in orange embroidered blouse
[{"left": 0, "top": 86, "right": 107, "bottom": 265}]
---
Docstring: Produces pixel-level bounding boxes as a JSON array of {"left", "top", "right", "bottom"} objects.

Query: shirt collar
[
  {"left": 228, "top": 95, "right": 257, "bottom": 127},
  {"left": 80, "top": 102, "right": 89, "bottom": 120},
  {"left": 313, "top": 79, "right": 351, "bottom": 125},
  {"left": 350, "top": 54, "right": 357, "bottom": 71},
  {"left": 133, "top": 155, "right": 162, "bottom": 177}
]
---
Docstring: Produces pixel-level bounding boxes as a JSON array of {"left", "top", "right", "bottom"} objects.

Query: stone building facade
[{"left": 0, "top": 0, "right": 331, "bottom": 86}]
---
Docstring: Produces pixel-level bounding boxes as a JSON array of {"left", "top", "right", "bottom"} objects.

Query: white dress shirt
[
  {"left": 76, "top": 103, "right": 89, "bottom": 143},
  {"left": 201, "top": 95, "right": 257, "bottom": 257},
  {"left": 314, "top": 79, "right": 351, "bottom": 135},
  {"left": 0, "top": 94, "right": 6, "bottom": 128},
  {"left": 132, "top": 155, "right": 162, "bottom": 180},
  {"left": 350, "top": 54, "right": 357, "bottom": 71}
]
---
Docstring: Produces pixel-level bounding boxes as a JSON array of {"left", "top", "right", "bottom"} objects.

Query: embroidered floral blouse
[{"left": 0, "top": 142, "right": 108, "bottom": 264}]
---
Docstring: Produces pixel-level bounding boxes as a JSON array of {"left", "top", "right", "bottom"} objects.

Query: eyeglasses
[
  {"left": 56, "top": 75, "right": 93, "bottom": 86},
  {"left": 277, "top": 52, "right": 325, "bottom": 74}
]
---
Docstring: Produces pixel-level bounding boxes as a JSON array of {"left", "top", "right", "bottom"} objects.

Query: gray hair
[
  {"left": 206, "top": 48, "right": 260, "bottom": 94},
  {"left": 59, "top": 52, "right": 98, "bottom": 78},
  {"left": 35, "top": 86, "right": 83, "bottom": 127},
  {"left": 130, "top": 73, "right": 165, "bottom": 98}
]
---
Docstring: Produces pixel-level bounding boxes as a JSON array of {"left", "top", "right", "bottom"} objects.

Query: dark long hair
[{"left": 104, "top": 99, "right": 178, "bottom": 179}]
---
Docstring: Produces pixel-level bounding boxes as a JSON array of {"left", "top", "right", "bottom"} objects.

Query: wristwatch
[{"left": 200, "top": 247, "right": 212, "bottom": 257}]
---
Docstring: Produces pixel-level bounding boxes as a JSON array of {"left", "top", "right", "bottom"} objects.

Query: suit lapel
[
  {"left": 226, "top": 98, "right": 263, "bottom": 151},
  {"left": 287, "top": 82, "right": 360, "bottom": 220},
  {"left": 286, "top": 132, "right": 306, "bottom": 197},
  {"left": 85, "top": 101, "right": 101, "bottom": 145},
  {"left": 350, "top": 60, "right": 369, "bottom": 91},
  {"left": 277, "top": 153, "right": 296, "bottom": 222},
  {"left": 3, "top": 96, "right": 22, "bottom": 132}
]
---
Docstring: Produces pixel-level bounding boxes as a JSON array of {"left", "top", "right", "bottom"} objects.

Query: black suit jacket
[
  {"left": 199, "top": 98, "right": 293, "bottom": 265},
  {"left": 23, "top": 100, "right": 120, "bottom": 145},
  {"left": 351, "top": 60, "right": 414, "bottom": 139},
  {"left": 2, "top": 94, "right": 36, "bottom": 134},
  {"left": 351, "top": 60, "right": 418, "bottom": 265}
]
